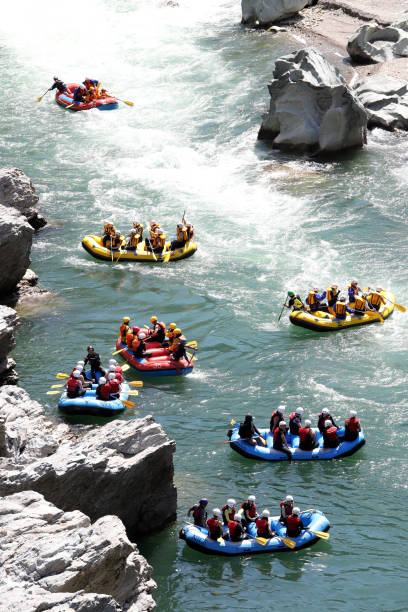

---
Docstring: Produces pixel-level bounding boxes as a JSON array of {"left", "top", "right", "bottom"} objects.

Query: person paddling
[
  {"left": 317, "top": 408, "right": 337, "bottom": 434},
  {"left": 298, "top": 419, "right": 319, "bottom": 450},
  {"left": 286, "top": 507, "right": 304, "bottom": 537},
  {"left": 95, "top": 376, "right": 112, "bottom": 401},
  {"left": 279, "top": 495, "right": 294, "bottom": 525},
  {"left": 66, "top": 370, "right": 86, "bottom": 399},
  {"left": 289, "top": 407, "right": 303, "bottom": 435},
  {"left": 256, "top": 509, "right": 276, "bottom": 539},
  {"left": 241, "top": 495, "right": 259, "bottom": 528},
  {"left": 228, "top": 513, "right": 246, "bottom": 542},
  {"left": 49, "top": 77, "right": 67, "bottom": 93},
  {"left": 322, "top": 420, "right": 339, "bottom": 448},
  {"left": 221, "top": 499, "right": 236, "bottom": 526},
  {"left": 273, "top": 421, "right": 293, "bottom": 462},
  {"left": 306, "top": 288, "right": 327, "bottom": 312},
  {"left": 344, "top": 410, "right": 361, "bottom": 441},
  {"left": 119, "top": 316, "right": 131, "bottom": 343}
]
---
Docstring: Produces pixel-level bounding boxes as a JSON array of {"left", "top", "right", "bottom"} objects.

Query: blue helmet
[{"left": 199, "top": 498, "right": 208, "bottom": 506}]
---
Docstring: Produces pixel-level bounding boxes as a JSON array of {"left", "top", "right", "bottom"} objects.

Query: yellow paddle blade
[
  {"left": 185, "top": 341, "right": 197, "bottom": 348},
  {"left": 127, "top": 390, "right": 139, "bottom": 396},
  {"left": 217, "top": 537, "right": 225, "bottom": 544},
  {"left": 56, "top": 373, "right": 69, "bottom": 379},
  {"left": 255, "top": 537, "right": 268, "bottom": 546},
  {"left": 122, "top": 399, "right": 135, "bottom": 408},
  {"left": 36, "top": 96, "right": 43, "bottom": 102},
  {"left": 162, "top": 251, "right": 171, "bottom": 263},
  {"left": 365, "top": 311, "right": 384, "bottom": 324},
  {"left": 46, "top": 390, "right": 61, "bottom": 395},
  {"left": 237, "top": 508, "right": 244, "bottom": 516},
  {"left": 51, "top": 384, "right": 64, "bottom": 388},
  {"left": 311, "top": 530, "right": 330, "bottom": 540},
  {"left": 123, "top": 100, "right": 134, "bottom": 106},
  {"left": 112, "top": 347, "right": 126, "bottom": 356},
  {"left": 121, "top": 364, "right": 130, "bottom": 372},
  {"left": 259, "top": 435, "right": 267, "bottom": 447},
  {"left": 395, "top": 303, "right": 406, "bottom": 312},
  {"left": 129, "top": 381, "right": 143, "bottom": 387},
  {"left": 231, "top": 419, "right": 236, "bottom": 425},
  {"left": 280, "top": 536, "right": 296, "bottom": 549}
]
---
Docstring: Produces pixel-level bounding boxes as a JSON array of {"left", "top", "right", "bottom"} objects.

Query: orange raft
[
  {"left": 115, "top": 339, "right": 194, "bottom": 377},
  {"left": 56, "top": 83, "right": 118, "bottom": 111}
]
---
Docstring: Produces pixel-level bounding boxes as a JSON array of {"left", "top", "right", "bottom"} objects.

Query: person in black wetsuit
[
  {"left": 187, "top": 498, "right": 208, "bottom": 527},
  {"left": 298, "top": 420, "right": 319, "bottom": 451},
  {"left": 238, "top": 414, "right": 262, "bottom": 446},
  {"left": 83, "top": 346, "right": 105, "bottom": 382},
  {"left": 49, "top": 77, "right": 67, "bottom": 93}
]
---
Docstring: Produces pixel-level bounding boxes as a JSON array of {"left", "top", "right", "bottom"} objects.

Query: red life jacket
[
  {"left": 345, "top": 417, "right": 360, "bottom": 432},
  {"left": 273, "top": 426, "right": 280, "bottom": 443},
  {"left": 241, "top": 501, "right": 257, "bottom": 518},
  {"left": 115, "top": 366, "right": 123, "bottom": 374},
  {"left": 228, "top": 520, "right": 240, "bottom": 538},
  {"left": 126, "top": 332, "right": 134, "bottom": 347},
  {"left": 98, "top": 383, "right": 111, "bottom": 400},
  {"left": 298, "top": 427, "right": 310, "bottom": 442},
  {"left": 256, "top": 517, "right": 269, "bottom": 536},
  {"left": 67, "top": 378, "right": 79, "bottom": 392},
  {"left": 120, "top": 323, "right": 129, "bottom": 341},
  {"left": 207, "top": 517, "right": 221, "bottom": 537},
  {"left": 326, "top": 426, "right": 338, "bottom": 441},
  {"left": 280, "top": 500, "right": 293, "bottom": 518},
  {"left": 193, "top": 506, "right": 200, "bottom": 521},
  {"left": 114, "top": 371, "right": 123, "bottom": 383},
  {"left": 132, "top": 339, "right": 141, "bottom": 351},
  {"left": 109, "top": 379, "right": 120, "bottom": 394},
  {"left": 286, "top": 514, "right": 301, "bottom": 535}
]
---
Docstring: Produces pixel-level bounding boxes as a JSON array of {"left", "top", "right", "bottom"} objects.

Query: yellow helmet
[
  {"left": 174, "top": 328, "right": 181, "bottom": 335},
  {"left": 150, "top": 316, "right": 158, "bottom": 323},
  {"left": 169, "top": 323, "right": 177, "bottom": 330},
  {"left": 123, "top": 316, "right": 130, "bottom": 323}
]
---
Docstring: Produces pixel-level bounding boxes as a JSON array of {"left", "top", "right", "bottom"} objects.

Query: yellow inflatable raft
[
  {"left": 289, "top": 291, "right": 395, "bottom": 332},
  {"left": 81, "top": 235, "right": 197, "bottom": 263}
]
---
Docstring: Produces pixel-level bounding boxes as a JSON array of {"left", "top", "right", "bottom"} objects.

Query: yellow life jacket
[
  {"left": 326, "top": 287, "right": 338, "bottom": 302},
  {"left": 335, "top": 302, "right": 346, "bottom": 315},
  {"left": 354, "top": 296, "right": 365, "bottom": 311},
  {"left": 369, "top": 292, "right": 382, "bottom": 306},
  {"left": 150, "top": 224, "right": 160, "bottom": 238},
  {"left": 128, "top": 234, "right": 140, "bottom": 248},
  {"left": 293, "top": 298, "right": 303, "bottom": 310}
]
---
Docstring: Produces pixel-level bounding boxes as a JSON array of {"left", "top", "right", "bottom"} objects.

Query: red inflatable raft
[
  {"left": 115, "top": 339, "right": 194, "bottom": 377},
  {"left": 56, "top": 83, "right": 118, "bottom": 111}
]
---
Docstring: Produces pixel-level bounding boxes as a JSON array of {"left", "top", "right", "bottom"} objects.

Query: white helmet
[
  {"left": 75, "top": 364, "right": 83, "bottom": 371},
  {"left": 234, "top": 514, "right": 242, "bottom": 522},
  {"left": 325, "top": 419, "right": 333, "bottom": 428},
  {"left": 292, "top": 507, "right": 300, "bottom": 515},
  {"left": 108, "top": 373, "right": 115, "bottom": 380},
  {"left": 99, "top": 377, "right": 106, "bottom": 384},
  {"left": 295, "top": 407, "right": 304, "bottom": 415},
  {"left": 285, "top": 495, "right": 293, "bottom": 502},
  {"left": 305, "top": 419, "right": 311, "bottom": 427},
  {"left": 322, "top": 408, "right": 329, "bottom": 414},
  {"left": 77, "top": 360, "right": 85, "bottom": 366},
  {"left": 227, "top": 498, "right": 236, "bottom": 506},
  {"left": 248, "top": 495, "right": 256, "bottom": 502},
  {"left": 261, "top": 509, "right": 270, "bottom": 517},
  {"left": 109, "top": 359, "right": 117, "bottom": 365},
  {"left": 279, "top": 421, "right": 287, "bottom": 428},
  {"left": 139, "top": 333, "right": 147, "bottom": 339},
  {"left": 350, "top": 410, "right": 357, "bottom": 417},
  {"left": 73, "top": 370, "right": 81, "bottom": 379},
  {"left": 278, "top": 405, "right": 286, "bottom": 412},
  {"left": 108, "top": 365, "right": 116, "bottom": 371},
  {"left": 212, "top": 508, "right": 221, "bottom": 517}
]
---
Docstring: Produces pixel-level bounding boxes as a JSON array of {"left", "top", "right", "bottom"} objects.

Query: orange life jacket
[
  {"left": 308, "top": 292, "right": 316, "bottom": 305},
  {"left": 369, "top": 292, "right": 382, "bottom": 306},
  {"left": 354, "top": 296, "right": 365, "bottom": 311},
  {"left": 119, "top": 324, "right": 130, "bottom": 342},
  {"left": 335, "top": 301, "right": 346, "bottom": 315}
]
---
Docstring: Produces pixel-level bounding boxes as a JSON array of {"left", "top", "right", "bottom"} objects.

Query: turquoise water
[{"left": 1, "top": 1, "right": 408, "bottom": 610}]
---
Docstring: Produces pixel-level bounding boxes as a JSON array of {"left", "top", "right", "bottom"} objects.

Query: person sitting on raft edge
[
  {"left": 187, "top": 498, "right": 208, "bottom": 527},
  {"left": 298, "top": 419, "right": 319, "bottom": 450},
  {"left": 207, "top": 509, "right": 223, "bottom": 540},
  {"left": 273, "top": 421, "right": 292, "bottom": 463},
  {"left": 286, "top": 507, "right": 305, "bottom": 537},
  {"left": 284, "top": 291, "right": 305, "bottom": 311},
  {"left": 333, "top": 296, "right": 353, "bottom": 320},
  {"left": 221, "top": 499, "right": 236, "bottom": 526},
  {"left": 238, "top": 414, "right": 262, "bottom": 446},
  {"left": 73, "top": 84, "right": 86, "bottom": 103},
  {"left": 306, "top": 288, "right": 327, "bottom": 312},
  {"left": 256, "top": 509, "right": 276, "bottom": 539},
  {"left": 95, "top": 376, "right": 113, "bottom": 401},
  {"left": 49, "top": 76, "right": 67, "bottom": 93}
]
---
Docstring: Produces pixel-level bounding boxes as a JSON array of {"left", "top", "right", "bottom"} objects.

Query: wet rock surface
[
  {"left": 353, "top": 74, "right": 408, "bottom": 130},
  {"left": 0, "top": 490, "right": 156, "bottom": 611},
  {"left": 0, "top": 166, "right": 46, "bottom": 230},
  {"left": 347, "top": 22, "right": 408, "bottom": 64},
  {"left": 258, "top": 47, "right": 367, "bottom": 152},
  {"left": 242, "top": 0, "right": 309, "bottom": 25},
  {"left": 0, "top": 306, "right": 19, "bottom": 386}
]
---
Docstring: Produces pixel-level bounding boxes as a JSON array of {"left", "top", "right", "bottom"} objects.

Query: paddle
[
  {"left": 255, "top": 535, "right": 296, "bottom": 549},
  {"left": 161, "top": 249, "right": 171, "bottom": 263},
  {"left": 363, "top": 287, "right": 406, "bottom": 313},
  {"left": 309, "top": 529, "right": 330, "bottom": 540},
  {"left": 106, "top": 92, "right": 134, "bottom": 107},
  {"left": 217, "top": 537, "right": 225, "bottom": 545},
  {"left": 278, "top": 297, "right": 288, "bottom": 322},
  {"left": 185, "top": 341, "right": 197, "bottom": 348},
  {"left": 56, "top": 373, "right": 69, "bottom": 379},
  {"left": 51, "top": 384, "right": 65, "bottom": 388},
  {"left": 121, "top": 364, "right": 130, "bottom": 372},
  {"left": 115, "top": 249, "right": 126, "bottom": 264},
  {"left": 365, "top": 310, "right": 384, "bottom": 324},
  {"left": 36, "top": 88, "right": 50, "bottom": 102},
  {"left": 112, "top": 347, "right": 127, "bottom": 356},
  {"left": 46, "top": 390, "right": 61, "bottom": 395},
  {"left": 126, "top": 390, "right": 139, "bottom": 396},
  {"left": 110, "top": 236, "right": 114, "bottom": 262},
  {"left": 129, "top": 381, "right": 143, "bottom": 387},
  {"left": 122, "top": 399, "right": 135, "bottom": 408}
]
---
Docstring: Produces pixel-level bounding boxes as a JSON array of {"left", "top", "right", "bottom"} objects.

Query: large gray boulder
[
  {"left": 0, "top": 305, "right": 18, "bottom": 385},
  {"left": 0, "top": 166, "right": 46, "bottom": 230},
  {"left": 0, "top": 490, "right": 156, "bottom": 611},
  {"left": 258, "top": 48, "right": 367, "bottom": 153},
  {"left": 354, "top": 75, "right": 408, "bottom": 130},
  {"left": 0, "top": 205, "right": 33, "bottom": 297},
  {"left": 347, "top": 23, "right": 408, "bottom": 64},
  {"left": 242, "top": 0, "right": 309, "bottom": 25},
  {"left": 0, "top": 386, "right": 177, "bottom": 537}
]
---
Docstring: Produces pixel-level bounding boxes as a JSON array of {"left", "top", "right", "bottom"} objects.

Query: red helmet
[{"left": 133, "top": 326, "right": 140, "bottom": 333}]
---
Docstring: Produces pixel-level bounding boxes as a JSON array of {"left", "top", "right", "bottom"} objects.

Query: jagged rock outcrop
[
  {"left": 347, "top": 23, "right": 408, "bottom": 64},
  {"left": 0, "top": 306, "right": 19, "bottom": 385},
  {"left": 241, "top": 0, "right": 309, "bottom": 25},
  {"left": 354, "top": 75, "right": 408, "bottom": 130},
  {"left": 0, "top": 205, "right": 33, "bottom": 297},
  {"left": 258, "top": 48, "right": 367, "bottom": 152},
  {"left": 0, "top": 166, "right": 46, "bottom": 230},
  {"left": 0, "top": 490, "right": 156, "bottom": 611},
  {"left": 0, "top": 385, "right": 177, "bottom": 537}
]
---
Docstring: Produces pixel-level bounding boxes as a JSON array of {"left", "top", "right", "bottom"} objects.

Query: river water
[{"left": 1, "top": 1, "right": 407, "bottom": 610}]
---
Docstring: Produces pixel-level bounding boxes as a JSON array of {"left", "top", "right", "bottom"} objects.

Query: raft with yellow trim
[
  {"left": 81, "top": 235, "right": 197, "bottom": 263},
  {"left": 289, "top": 290, "right": 394, "bottom": 332}
]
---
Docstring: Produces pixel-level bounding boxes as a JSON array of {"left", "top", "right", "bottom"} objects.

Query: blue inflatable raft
[
  {"left": 58, "top": 382, "right": 130, "bottom": 417},
  {"left": 179, "top": 509, "right": 330, "bottom": 556},
  {"left": 228, "top": 424, "right": 365, "bottom": 461}
]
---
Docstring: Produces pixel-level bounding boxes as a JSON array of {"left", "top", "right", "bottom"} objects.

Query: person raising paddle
[{"left": 49, "top": 77, "right": 67, "bottom": 93}]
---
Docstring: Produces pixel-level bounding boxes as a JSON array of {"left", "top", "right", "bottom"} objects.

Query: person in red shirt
[
  {"left": 269, "top": 405, "right": 286, "bottom": 433},
  {"left": 344, "top": 410, "right": 361, "bottom": 441},
  {"left": 228, "top": 513, "right": 245, "bottom": 542},
  {"left": 107, "top": 373, "right": 121, "bottom": 399},
  {"left": 241, "top": 495, "right": 259, "bottom": 528},
  {"left": 256, "top": 509, "right": 275, "bottom": 538},
  {"left": 323, "top": 420, "right": 339, "bottom": 448},
  {"left": 207, "top": 508, "right": 223, "bottom": 540},
  {"left": 96, "top": 377, "right": 111, "bottom": 401},
  {"left": 286, "top": 507, "right": 304, "bottom": 537},
  {"left": 279, "top": 495, "right": 294, "bottom": 525},
  {"left": 298, "top": 419, "right": 319, "bottom": 450}
]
